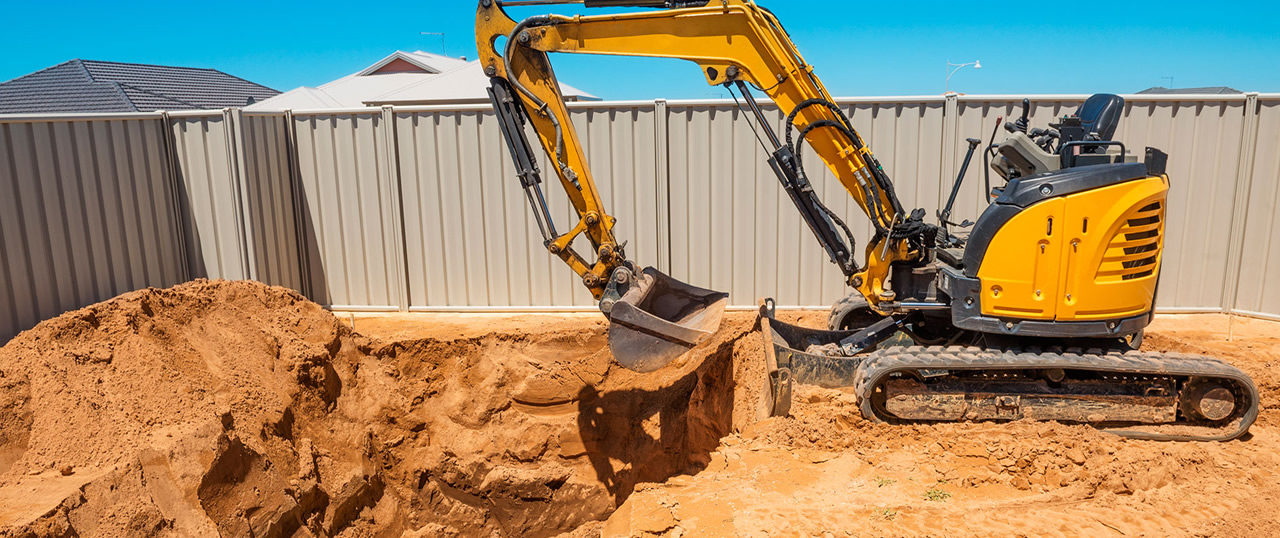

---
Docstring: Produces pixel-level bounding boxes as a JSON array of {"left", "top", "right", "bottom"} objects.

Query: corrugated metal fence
[{"left": 2, "top": 93, "right": 1279, "bottom": 342}]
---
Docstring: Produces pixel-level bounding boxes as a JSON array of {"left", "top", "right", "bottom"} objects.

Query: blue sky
[{"left": 3, "top": 1, "right": 1278, "bottom": 100}]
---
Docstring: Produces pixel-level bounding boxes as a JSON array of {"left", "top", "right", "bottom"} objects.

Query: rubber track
[{"left": 853, "top": 345, "right": 1260, "bottom": 441}]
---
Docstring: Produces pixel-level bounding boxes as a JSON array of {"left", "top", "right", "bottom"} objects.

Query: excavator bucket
[{"left": 607, "top": 267, "right": 728, "bottom": 372}]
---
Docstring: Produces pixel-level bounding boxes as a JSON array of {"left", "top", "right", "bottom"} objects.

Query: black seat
[{"left": 1075, "top": 93, "right": 1124, "bottom": 141}]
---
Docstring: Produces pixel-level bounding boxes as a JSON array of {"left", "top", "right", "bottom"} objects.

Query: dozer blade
[{"left": 607, "top": 267, "right": 728, "bottom": 372}]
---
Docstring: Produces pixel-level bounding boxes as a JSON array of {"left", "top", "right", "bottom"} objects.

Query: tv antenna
[
  {"left": 421, "top": 32, "right": 447, "bottom": 57},
  {"left": 1161, "top": 76, "right": 1174, "bottom": 88}
]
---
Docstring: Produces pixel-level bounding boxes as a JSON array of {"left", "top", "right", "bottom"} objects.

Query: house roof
[
  {"left": 1136, "top": 86, "right": 1242, "bottom": 95},
  {"left": 247, "top": 50, "right": 597, "bottom": 111},
  {"left": 356, "top": 50, "right": 471, "bottom": 76},
  {"left": 0, "top": 59, "right": 280, "bottom": 113}
]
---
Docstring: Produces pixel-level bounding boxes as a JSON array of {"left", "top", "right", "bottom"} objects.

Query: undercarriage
[{"left": 759, "top": 302, "right": 1259, "bottom": 441}]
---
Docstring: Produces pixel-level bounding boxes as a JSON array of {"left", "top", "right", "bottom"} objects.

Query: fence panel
[
  {"left": 0, "top": 115, "right": 186, "bottom": 342},
  {"left": 397, "top": 107, "right": 531, "bottom": 308},
  {"left": 571, "top": 104, "right": 664, "bottom": 305},
  {"left": 838, "top": 99, "right": 948, "bottom": 304},
  {"left": 238, "top": 112, "right": 305, "bottom": 292},
  {"left": 1117, "top": 97, "right": 1247, "bottom": 310},
  {"left": 395, "top": 103, "right": 664, "bottom": 309},
  {"left": 170, "top": 112, "right": 248, "bottom": 280},
  {"left": 291, "top": 111, "right": 402, "bottom": 310},
  {"left": 1233, "top": 97, "right": 1280, "bottom": 318},
  {"left": 665, "top": 103, "right": 779, "bottom": 307},
  {"left": 2, "top": 93, "right": 1278, "bottom": 334}
]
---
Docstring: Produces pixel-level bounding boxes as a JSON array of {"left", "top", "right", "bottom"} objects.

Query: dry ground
[
  {"left": 351, "top": 311, "right": 1280, "bottom": 538},
  {"left": 1, "top": 281, "right": 1276, "bottom": 537}
]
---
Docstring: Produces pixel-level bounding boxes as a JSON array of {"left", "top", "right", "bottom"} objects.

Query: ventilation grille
[{"left": 1097, "top": 201, "right": 1162, "bottom": 281}]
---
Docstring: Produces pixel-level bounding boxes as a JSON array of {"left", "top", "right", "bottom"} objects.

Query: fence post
[
  {"left": 381, "top": 105, "right": 410, "bottom": 312},
  {"left": 158, "top": 110, "right": 192, "bottom": 283},
  {"left": 653, "top": 98, "right": 671, "bottom": 273},
  {"left": 1221, "top": 92, "right": 1262, "bottom": 314},
  {"left": 940, "top": 92, "right": 960, "bottom": 204},
  {"left": 282, "top": 110, "right": 314, "bottom": 299},
  {"left": 223, "top": 108, "right": 254, "bottom": 281}
]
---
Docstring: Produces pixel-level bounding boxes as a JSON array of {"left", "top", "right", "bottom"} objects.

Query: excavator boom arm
[{"left": 477, "top": 0, "right": 914, "bottom": 306}]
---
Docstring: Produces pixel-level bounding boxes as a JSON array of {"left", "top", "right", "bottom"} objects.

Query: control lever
[
  {"left": 1029, "top": 127, "right": 1060, "bottom": 139},
  {"left": 1029, "top": 127, "right": 1059, "bottom": 151},
  {"left": 938, "top": 137, "right": 982, "bottom": 236},
  {"left": 1002, "top": 99, "right": 1033, "bottom": 133},
  {"left": 984, "top": 116, "right": 1003, "bottom": 204},
  {"left": 1013, "top": 98, "right": 1030, "bottom": 133}
]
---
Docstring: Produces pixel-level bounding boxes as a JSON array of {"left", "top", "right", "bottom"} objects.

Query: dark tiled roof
[
  {"left": 1136, "top": 86, "right": 1242, "bottom": 95},
  {"left": 0, "top": 59, "right": 279, "bottom": 113}
]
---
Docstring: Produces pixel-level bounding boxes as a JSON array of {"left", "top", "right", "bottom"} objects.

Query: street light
[{"left": 946, "top": 60, "right": 982, "bottom": 93}]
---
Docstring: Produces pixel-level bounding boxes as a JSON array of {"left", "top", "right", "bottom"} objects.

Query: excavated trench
[{"left": 0, "top": 280, "right": 767, "bottom": 537}]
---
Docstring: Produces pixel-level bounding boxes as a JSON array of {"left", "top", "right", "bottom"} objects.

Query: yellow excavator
[{"left": 474, "top": 0, "right": 1257, "bottom": 440}]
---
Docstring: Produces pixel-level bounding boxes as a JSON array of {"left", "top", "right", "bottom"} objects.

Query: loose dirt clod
[{"left": 1, "top": 280, "right": 1277, "bottom": 537}]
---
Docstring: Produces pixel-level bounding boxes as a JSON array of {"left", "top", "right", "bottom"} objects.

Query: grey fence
[{"left": 2, "top": 92, "right": 1279, "bottom": 342}]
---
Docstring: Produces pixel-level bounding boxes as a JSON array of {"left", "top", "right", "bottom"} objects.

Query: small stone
[
  {"left": 59, "top": 465, "right": 74, "bottom": 476},
  {"left": 1044, "top": 467, "right": 1063, "bottom": 487},
  {"left": 1065, "top": 448, "right": 1086, "bottom": 465}
]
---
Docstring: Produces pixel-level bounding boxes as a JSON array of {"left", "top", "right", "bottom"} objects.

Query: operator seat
[{"left": 1075, "top": 93, "right": 1124, "bottom": 143}]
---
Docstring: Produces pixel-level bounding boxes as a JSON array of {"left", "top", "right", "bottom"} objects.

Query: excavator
[{"left": 474, "top": 0, "right": 1258, "bottom": 441}]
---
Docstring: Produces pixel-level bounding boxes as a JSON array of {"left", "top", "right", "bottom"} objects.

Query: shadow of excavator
[{"left": 575, "top": 336, "right": 739, "bottom": 505}]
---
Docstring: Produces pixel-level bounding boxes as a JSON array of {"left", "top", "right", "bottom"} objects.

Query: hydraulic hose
[
  {"left": 785, "top": 99, "right": 855, "bottom": 150},
  {"left": 794, "top": 119, "right": 891, "bottom": 236},
  {"left": 502, "top": 15, "right": 580, "bottom": 186}
]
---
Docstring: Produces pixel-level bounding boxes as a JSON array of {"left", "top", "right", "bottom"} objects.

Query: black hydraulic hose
[
  {"left": 787, "top": 98, "right": 906, "bottom": 230},
  {"left": 797, "top": 121, "right": 886, "bottom": 229},
  {"left": 795, "top": 119, "right": 891, "bottom": 235},
  {"left": 503, "top": 17, "right": 554, "bottom": 110},
  {"left": 800, "top": 101, "right": 904, "bottom": 218},
  {"left": 785, "top": 98, "right": 855, "bottom": 151},
  {"left": 817, "top": 202, "right": 859, "bottom": 272},
  {"left": 502, "top": 15, "right": 581, "bottom": 185},
  {"left": 788, "top": 137, "right": 862, "bottom": 270}
]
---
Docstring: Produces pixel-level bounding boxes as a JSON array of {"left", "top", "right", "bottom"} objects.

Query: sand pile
[{"left": 0, "top": 280, "right": 767, "bottom": 537}]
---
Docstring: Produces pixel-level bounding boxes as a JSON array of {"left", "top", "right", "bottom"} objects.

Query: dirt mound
[{"left": 0, "top": 280, "right": 767, "bottom": 537}]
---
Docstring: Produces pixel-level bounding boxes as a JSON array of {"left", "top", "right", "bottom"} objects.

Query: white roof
[
  {"left": 247, "top": 50, "right": 597, "bottom": 110},
  {"left": 357, "top": 50, "right": 470, "bottom": 76}
]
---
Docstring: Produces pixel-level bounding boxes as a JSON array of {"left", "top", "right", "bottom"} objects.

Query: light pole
[{"left": 946, "top": 60, "right": 982, "bottom": 93}]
